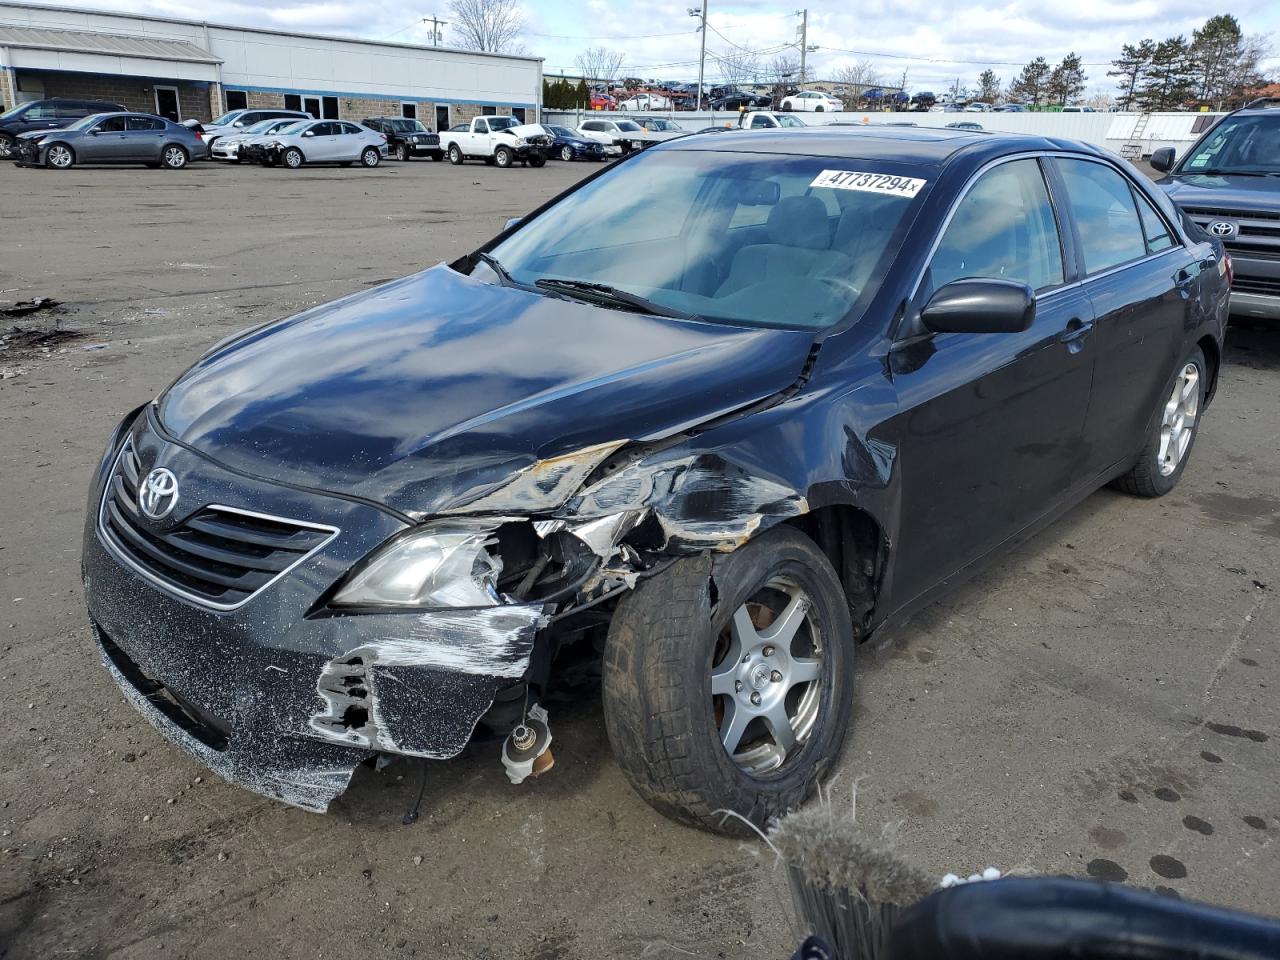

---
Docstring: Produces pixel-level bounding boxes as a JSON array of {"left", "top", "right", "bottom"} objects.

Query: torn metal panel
[
  {"left": 443, "top": 440, "right": 626, "bottom": 515},
  {"left": 309, "top": 604, "right": 548, "bottom": 758}
]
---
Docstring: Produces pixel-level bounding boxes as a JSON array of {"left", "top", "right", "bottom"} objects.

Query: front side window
[
  {"left": 929, "top": 158, "right": 1064, "bottom": 293},
  {"left": 1177, "top": 114, "right": 1280, "bottom": 175},
  {"left": 485, "top": 150, "right": 922, "bottom": 331},
  {"left": 776, "top": 115, "right": 805, "bottom": 127},
  {"left": 95, "top": 116, "right": 128, "bottom": 133},
  {"left": 23, "top": 103, "right": 57, "bottom": 119},
  {"left": 1056, "top": 159, "right": 1148, "bottom": 275},
  {"left": 488, "top": 116, "right": 518, "bottom": 130}
]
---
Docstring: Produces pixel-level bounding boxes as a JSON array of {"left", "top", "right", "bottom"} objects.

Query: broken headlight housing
[{"left": 331, "top": 524, "right": 502, "bottom": 609}]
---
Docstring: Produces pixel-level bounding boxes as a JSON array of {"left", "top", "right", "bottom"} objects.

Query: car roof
[
  {"left": 660, "top": 126, "right": 1101, "bottom": 167},
  {"left": 1230, "top": 97, "right": 1280, "bottom": 117}
]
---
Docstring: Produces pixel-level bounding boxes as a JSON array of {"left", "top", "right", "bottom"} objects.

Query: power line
[{"left": 814, "top": 44, "right": 1114, "bottom": 68}]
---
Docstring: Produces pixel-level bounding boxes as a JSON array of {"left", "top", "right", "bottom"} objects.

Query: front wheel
[
  {"left": 360, "top": 147, "right": 380, "bottom": 168},
  {"left": 1112, "top": 346, "right": 1207, "bottom": 497},
  {"left": 45, "top": 143, "right": 75, "bottom": 169},
  {"left": 602, "top": 526, "right": 855, "bottom": 835},
  {"left": 282, "top": 147, "right": 304, "bottom": 169},
  {"left": 448, "top": 144, "right": 463, "bottom": 164},
  {"left": 560, "top": 144, "right": 574, "bottom": 162},
  {"left": 815, "top": 105, "right": 825, "bottom": 112},
  {"left": 494, "top": 146, "right": 513, "bottom": 168},
  {"left": 161, "top": 144, "right": 188, "bottom": 169},
  {"left": 0, "top": 134, "right": 15, "bottom": 159}
]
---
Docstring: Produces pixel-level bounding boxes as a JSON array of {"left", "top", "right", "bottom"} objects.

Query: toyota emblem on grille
[
  {"left": 138, "top": 468, "right": 180, "bottom": 520},
  {"left": 1208, "top": 220, "right": 1237, "bottom": 237}
]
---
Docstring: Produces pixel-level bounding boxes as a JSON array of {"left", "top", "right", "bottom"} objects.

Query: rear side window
[
  {"left": 1056, "top": 159, "right": 1148, "bottom": 274},
  {"left": 930, "top": 158, "right": 1065, "bottom": 293},
  {"left": 128, "top": 116, "right": 164, "bottom": 131},
  {"left": 1133, "top": 188, "right": 1175, "bottom": 254},
  {"left": 56, "top": 102, "right": 89, "bottom": 118}
]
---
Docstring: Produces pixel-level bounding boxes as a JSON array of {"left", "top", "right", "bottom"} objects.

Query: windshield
[
  {"left": 243, "top": 119, "right": 282, "bottom": 134},
  {"left": 488, "top": 116, "right": 518, "bottom": 130},
  {"left": 776, "top": 115, "right": 806, "bottom": 127},
  {"left": 483, "top": 149, "right": 924, "bottom": 331},
  {"left": 548, "top": 126, "right": 576, "bottom": 138},
  {"left": 211, "top": 111, "right": 243, "bottom": 126},
  {"left": 274, "top": 121, "right": 309, "bottom": 136},
  {"left": 66, "top": 114, "right": 109, "bottom": 131},
  {"left": 650, "top": 120, "right": 678, "bottom": 130},
  {"left": 615, "top": 120, "right": 642, "bottom": 132},
  {"left": 0, "top": 102, "right": 32, "bottom": 120},
  {"left": 1178, "top": 114, "right": 1280, "bottom": 175}
]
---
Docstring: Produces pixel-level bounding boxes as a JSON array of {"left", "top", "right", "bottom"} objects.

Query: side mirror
[
  {"left": 88, "top": 129, "right": 99, "bottom": 136},
  {"left": 504, "top": 217, "right": 522, "bottom": 230},
  {"left": 1149, "top": 147, "right": 1175, "bottom": 173},
  {"left": 233, "top": 121, "right": 244, "bottom": 128},
  {"left": 922, "top": 278, "right": 1035, "bottom": 334},
  {"left": 303, "top": 130, "right": 315, "bottom": 137}
]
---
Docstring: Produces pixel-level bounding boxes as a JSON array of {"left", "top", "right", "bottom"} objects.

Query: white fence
[{"left": 543, "top": 109, "right": 1224, "bottom": 158}]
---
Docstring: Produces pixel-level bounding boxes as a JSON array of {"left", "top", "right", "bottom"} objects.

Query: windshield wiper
[
  {"left": 473, "top": 250, "right": 515, "bottom": 285},
  {"left": 1186, "top": 168, "right": 1277, "bottom": 177},
  {"left": 534, "top": 278, "right": 697, "bottom": 320}
]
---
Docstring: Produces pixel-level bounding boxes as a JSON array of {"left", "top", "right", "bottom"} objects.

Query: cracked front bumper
[{"left": 82, "top": 412, "right": 546, "bottom": 812}]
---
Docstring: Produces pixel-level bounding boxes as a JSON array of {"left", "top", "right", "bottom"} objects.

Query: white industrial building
[{"left": 0, "top": 1, "right": 542, "bottom": 130}]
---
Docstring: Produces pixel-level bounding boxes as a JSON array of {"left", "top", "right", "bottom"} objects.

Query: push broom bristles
[{"left": 770, "top": 805, "right": 938, "bottom": 960}]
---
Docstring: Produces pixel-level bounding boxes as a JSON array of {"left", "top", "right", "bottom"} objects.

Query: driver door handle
[{"left": 1058, "top": 318, "right": 1094, "bottom": 346}]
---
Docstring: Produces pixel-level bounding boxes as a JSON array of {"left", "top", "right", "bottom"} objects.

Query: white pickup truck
[{"left": 438, "top": 116, "right": 552, "bottom": 168}]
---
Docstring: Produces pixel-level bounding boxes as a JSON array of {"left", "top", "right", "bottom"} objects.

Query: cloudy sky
[{"left": 40, "top": 0, "right": 1280, "bottom": 93}]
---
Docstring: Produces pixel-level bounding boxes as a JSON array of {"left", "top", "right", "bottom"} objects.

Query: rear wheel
[
  {"left": 360, "top": 147, "right": 380, "bottom": 168},
  {"left": 161, "top": 144, "right": 188, "bottom": 169},
  {"left": 282, "top": 147, "right": 304, "bottom": 169},
  {"left": 429, "top": 151, "right": 444, "bottom": 161},
  {"left": 1112, "top": 346, "right": 1207, "bottom": 497},
  {"left": 528, "top": 153, "right": 546, "bottom": 168},
  {"left": 45, "top": 143, "right": 75, "bottom": 169},
  {"left": 560, "top": 144, "right": 574, "bottom": 161},
  {"left": 398, "top": 143, "right": 411, "bottom": 162},
  {"left": 448, "top": 144, "right": 463, "bottom": 164},
  {"left": 602, "top": 526, "right": 856, "bottom": 834},
  {"left": 494, "top": 146, "right": 513, "bottom": 168}
]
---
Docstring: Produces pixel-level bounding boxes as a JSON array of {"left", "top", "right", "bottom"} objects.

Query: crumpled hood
[
  {"left": 159, "top": 265, "right": 815, "bottom": 517},
  {"left": 1160, "top": 174, "right": 1280, "bottom": 215}
]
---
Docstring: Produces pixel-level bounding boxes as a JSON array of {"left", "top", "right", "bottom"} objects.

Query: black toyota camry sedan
[{"left": 83, "top": 128, "right": 1228, "bottom": 831}]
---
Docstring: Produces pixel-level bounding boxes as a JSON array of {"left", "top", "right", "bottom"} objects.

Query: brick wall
[
  {"left": 244, "top": 90, "right": 285, "bottom": 109},
  {"left": 29, "top": 72, "right": 214, "bottom": 122}
]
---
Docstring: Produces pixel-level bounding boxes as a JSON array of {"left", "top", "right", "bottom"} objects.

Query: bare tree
[
  {"left": 716, "top": 49, "right": 760, "bottom": 89},
  {"left": 574, "top": 46, "right": 625, "bottom": 85},
  {"left": 768, "top": 54, "right": 799, "bottom": 101},
  {"left": 448, "top": 0, "right": 525, "bottom": 53},
  {"left": 831, "top": 59, "right": 883, "bottom": 107}
]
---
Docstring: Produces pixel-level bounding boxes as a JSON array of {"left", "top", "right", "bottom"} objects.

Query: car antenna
[{"left": 401, "top": 758, "right": 429, "bottom": 825}]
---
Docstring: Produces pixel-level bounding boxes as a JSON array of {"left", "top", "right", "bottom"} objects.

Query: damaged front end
[{"left": 83, "top": 409, "right": 812, "bottom": 814}]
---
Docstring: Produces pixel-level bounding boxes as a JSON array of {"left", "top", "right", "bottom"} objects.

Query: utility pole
[
  {"left": 422, "top": 15, "right": 446, "bottom": 46},
  {"left": 797, "top": 9, "right": 808, "bottom": 87},
  {"left": 689, "top": 3, "right": 708, "bottom": 111}
]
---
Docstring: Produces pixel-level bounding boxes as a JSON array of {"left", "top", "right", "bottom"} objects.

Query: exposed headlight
[{"left": 332, "top": 523, "right": 502, "bottom": 608}]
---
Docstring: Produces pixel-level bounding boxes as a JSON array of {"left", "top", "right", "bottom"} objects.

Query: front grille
[
  {"left": 98, "top": 442, "right": 338, "bottom": 610},
  {"left": 1232, "top": 276, "right": 1280, "bottom": 296},
  {"left": 1226, "top": 243, "right": 1280, "bottom": 261},
  {"left": 1182, "top": 207, "right": 1280, "bottom": 223}
]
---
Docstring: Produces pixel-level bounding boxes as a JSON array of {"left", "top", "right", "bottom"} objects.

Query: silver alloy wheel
[
  {"left": 561, "top": 145, "right": 574, "bottom": 161},
  {"left": 284, "top": 149, "right": 303, "bottom": 168},
  {"left": 711, "top": 576, "right": 823, "bottom": 775},
  {"left": 362, "top": 148, "right": 379, "bottom": 167},
  {"left": 0, "top": 136, "right": 12, "bottom": 159},
  {"left": 163, "top": 146, "right": 186, "bottom": 168},
  {"left": 1158, "top": 362, "right": 1200, "bottom": 476},
  {"left": 47, "top": 144, "right": 73, "bottom": 169}
]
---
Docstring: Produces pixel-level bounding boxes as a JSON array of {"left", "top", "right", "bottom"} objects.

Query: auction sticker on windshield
[{"left": 810, "top": 170, "right": 927, "bottom": 197}]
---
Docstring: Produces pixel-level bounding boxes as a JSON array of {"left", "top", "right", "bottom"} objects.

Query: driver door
[{"left": 888, "top": 156, "right": 1097, "bottom": 608}]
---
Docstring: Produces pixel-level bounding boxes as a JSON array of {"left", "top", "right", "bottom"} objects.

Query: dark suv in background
[
  {"left": 0, "top": 98, "right": 126, "bottom": 159},
  {"left": 1153, "top": 96, "right": 1280, "bottom": 322},
  {"left": 361, "top": 117, "right": 443, "bottom": 161}
]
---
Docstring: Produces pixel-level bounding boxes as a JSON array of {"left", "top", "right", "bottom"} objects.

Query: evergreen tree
[
  {"left": 1046, "top": 53, "right": 1087, "bottom": 106},
  {"left": 977, "top": 69, "right": 1001, "bottom": 103},
  {"left": 575, "top": 79, "right": 590, "bottom": 108},
  {"left": 1008, "top": 56, "right": 1051, "bottom": 107},
  {"left": 1189, "top": 15, "right": 1243, "bottom": 105},
  {"left": 1108, "top": 40, "right": 1155, "bottom": 110},
  {"left": 1136, "top": 37, "right": 1196, "bottom": 111}
]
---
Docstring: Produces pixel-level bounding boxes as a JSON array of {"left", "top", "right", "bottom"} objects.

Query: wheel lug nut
[
  {"left": 735, "top": 680, "right": 743, "bottom": 692},
  {"left": 763, "top": 646, "right": 775, "bottom": 657},
  {"left": 771, "top": 670, "right": 783, "bottom": 683},
  {"left": 750, "top": 691, "right": 761, "bottom": 706}
]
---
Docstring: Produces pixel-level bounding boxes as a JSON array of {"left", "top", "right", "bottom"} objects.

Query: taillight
[{"left": 194, "top": 131, "right": 203, "bottom": 140}]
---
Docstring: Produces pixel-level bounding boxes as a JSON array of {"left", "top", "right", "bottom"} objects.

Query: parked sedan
[
  {"left": 11, "top": 112, "right": 207, "bottom": 169},
  {"left": 0, "top": 98, "right": 125, "bottom": 159},
  {"left": 242, "top": 120, "right": 387, "bottom": 169},
  {"left": 83, "top": 127, "right": 1227, "bottom": 834},
  {"left": 210, "top": 118, "right": 307, "bottom": 162},
  {"left": 710, "top": 92, "right": 773, "bottom": 111},
  {"left": 577, "top": 117, "right": 648, "bottom": 155},
  {"left": 196, "top": 108, "right": 312, "bottom": 153},
  {"left": 779, "top": 90, "right": 843, "bottom": 112},
  {"left": 542, "top": 124, "right": 607, "bottom": 161}
]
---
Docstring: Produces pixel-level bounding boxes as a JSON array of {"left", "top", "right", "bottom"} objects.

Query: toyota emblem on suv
[
  {"left": 138, "top": 468, "right": 180, "bottom": 520},
  {"left": 1208, "top": 220, "right": 1237, "bottom": 237}
]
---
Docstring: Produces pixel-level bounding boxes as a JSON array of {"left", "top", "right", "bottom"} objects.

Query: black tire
[
  {"left": 0, "top": 133, "right": 16, "bottom": 159},
  {"left": 44, "top": 143, "right": 75, "bottom": 170},
  {"left": 528, "top": 153, "right": 546, "bottom": 168},
  {"left": 560, "top": 144, "right": 574, "bottom": 162},
  {"left": 360, "top": 147, "right": 380, "bottom": 168},
  {"left": 494, "top": 146, "right": 513, "bottom": 168},
  {"left": 1112, "top": 345, "right": 1207, "bottom": 498},
  {"left": 815, "top": 105, "right": 825, "bottom": 113},
  {"left": 448, "top": 144, "right": 463, "bottom": 164},
  {"left": 339, "top": 162, "right": 353, "bottom": 167},
  {"left": 161, "top": 144, "right": 188, "bottom": 169},
  {"left": 429, "top": 151, "right": 444, "bottom": 161},
  {"left": 602, "top": 526, "right": 856, "bottom": 835},
  {"left": 398, "top": 143, "right": 411, "bottom": 162},
  {"left": 282, "top": 147, "right": 305, "bottom": 169},
  {"left": 782, "top": 102, "right": 793, "bottom": 111}
]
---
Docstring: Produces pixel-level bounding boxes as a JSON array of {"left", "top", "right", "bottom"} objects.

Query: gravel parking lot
[{"left": 1, "top": 156, "right": 1278, "bottom": 960}]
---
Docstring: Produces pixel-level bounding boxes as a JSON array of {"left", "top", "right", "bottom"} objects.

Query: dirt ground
[{"left": 1, "top": 154, "right": 1278, "bottom": 960}]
